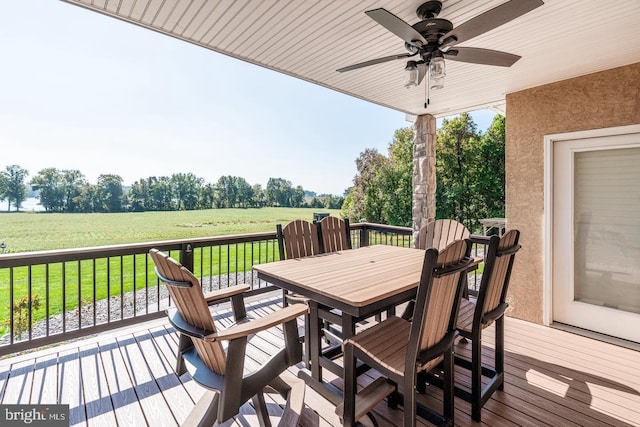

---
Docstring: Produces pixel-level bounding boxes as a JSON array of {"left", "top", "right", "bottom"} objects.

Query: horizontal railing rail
[
  {"left": 0, "top": 231, "right": 281, "bottom": 356},
  {"left": 0, "top": 222, "right": 486, "bottom": 356}
]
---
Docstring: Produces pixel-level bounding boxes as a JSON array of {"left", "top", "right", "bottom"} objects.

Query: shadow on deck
[{"left": 1, "top": 293, "right": 638, "bottom": 426}]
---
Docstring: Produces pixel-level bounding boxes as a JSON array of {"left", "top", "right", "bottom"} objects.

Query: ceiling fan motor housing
[
  {"left": 416, "top": 1, "right": 443, "bottom": 19},
  {"left": 408, "top": 18, "right": 453, "bottom": 62}
]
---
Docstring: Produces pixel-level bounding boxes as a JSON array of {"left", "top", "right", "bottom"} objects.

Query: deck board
[
  {"left": 0, "top": 294, "right": 638, "bottom": 426},
  {"left": 77, "top": 343, "right": 118, "bottom": 426},
  {"left": 57, "top": 347, "right": 87, "bottom": 425},
  {"left": 98, "top": 336, "right": 148, "bottom": 426},
  {"left": 115, "top": 334, "right": 177, "bottom": 425},
  {"left": 2, "top": 358, "right": 35, "bottom": 404},
  {"left": 31, "top": 353, "right": 58, "bottom": 404}
]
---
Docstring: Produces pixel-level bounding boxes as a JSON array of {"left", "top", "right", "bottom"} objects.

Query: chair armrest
[
  {"left": 203, "top": 284, "right": 251, "bottom": 304},
  {"left": 206, "top": 304, "right": 308, "bottom": 341},
  {"left": 469, "top": 234, "right": 491, "bottom": 245}
]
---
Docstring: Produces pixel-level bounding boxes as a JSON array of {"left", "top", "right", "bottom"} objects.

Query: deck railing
[{"left": 0, "top": 222, "right": 484, "bottom": 356}]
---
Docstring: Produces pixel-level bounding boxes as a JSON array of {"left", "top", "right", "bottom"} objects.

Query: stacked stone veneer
[{"left": 412, "top": 114, "right": 437, "bottom": 248}]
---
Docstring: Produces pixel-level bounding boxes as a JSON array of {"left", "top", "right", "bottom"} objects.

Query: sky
[{"left": 0, "top": 0, "right": 495, "bottom": 196}]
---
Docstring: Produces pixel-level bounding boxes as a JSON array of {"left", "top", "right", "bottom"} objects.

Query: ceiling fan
[{"left": 337, "top": 0, "right": 544, "bottom": 89}]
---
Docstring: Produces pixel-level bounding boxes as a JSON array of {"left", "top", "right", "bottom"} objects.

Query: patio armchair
[
  {"left": 453, "top": 229, "right": 521, "bottom": 421},
  {"left": 316, "top": 216, "right": 352, "bottom": 342},
  {"left": 339, "top": 239, "right": 473, "bottom": 427},
  {"left": 402, "top": 218, "right": 472, "bottom": 320},
  {"left": 416, "top": 218, "right": 471, "bottom": 251},
  {"left": 277, "top": 219, "right": 323, "bottom": 368},
  {"left": 318, "top": 216, "right": 352, "bottom": 252},
  {"left": 149, "top": 248, "right": 307, "bottom": 427}
]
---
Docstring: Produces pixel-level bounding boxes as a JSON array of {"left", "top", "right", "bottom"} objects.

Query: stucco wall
[{"left": 505, "top": 62, "right": 640, "bottom": 323}]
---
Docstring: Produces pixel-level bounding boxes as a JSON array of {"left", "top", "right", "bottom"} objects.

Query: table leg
[
  {"left": 309, "top": 301, "right": 323, "bottom": 382},
  {"left": 341, "top": 312, "right": 355, "bottom": 340},
  {"left": 343, "top": 341, "right": 356, "bottom": 427}
]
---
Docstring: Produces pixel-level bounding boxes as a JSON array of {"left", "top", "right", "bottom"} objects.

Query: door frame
[{"left": 543, "top": 123, "right": 640, "bottom": 326}]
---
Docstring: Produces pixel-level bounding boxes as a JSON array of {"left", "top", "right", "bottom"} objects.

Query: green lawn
[
  {"left": 0, "top": 207, "right": 339, "bottom": 253},
  {"left": 0, "top": 208, "right": 340, "bottom": 336}
]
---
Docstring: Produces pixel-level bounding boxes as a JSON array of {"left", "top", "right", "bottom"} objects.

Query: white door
[{"left": 552, "top": 131, "right": 640, "bottom": 343}]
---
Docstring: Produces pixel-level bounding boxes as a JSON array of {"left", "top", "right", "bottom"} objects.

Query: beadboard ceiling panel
[{"left": 61, "top": 0, "right": 640, "bottom": 116}]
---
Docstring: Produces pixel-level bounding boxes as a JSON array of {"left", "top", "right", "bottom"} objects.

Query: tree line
[
  {"left": 3, "top": 112, "right": 504, "bottom": 226},
  {"left": 0, "top": 168, "right": 344, "bottom": 213},
  {"left": 341, "top": 113, "right": 505, "bottom": 232}
]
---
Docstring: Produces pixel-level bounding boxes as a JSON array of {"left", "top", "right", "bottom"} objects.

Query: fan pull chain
[{"left": 424, "top": 72, "right": 430, "bottom": 109}]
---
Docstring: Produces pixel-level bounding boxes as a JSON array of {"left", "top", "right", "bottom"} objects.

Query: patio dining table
[{"left": 253, "top": 244, "right": 427, "bottom": 418}]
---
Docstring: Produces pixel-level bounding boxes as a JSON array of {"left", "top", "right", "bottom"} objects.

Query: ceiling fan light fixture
[
  {"left": 404, "top": 60, "right": 419, "bottom": 88},
  {"left": 429, "top": 56, "right": 446, "bottom": 90}
]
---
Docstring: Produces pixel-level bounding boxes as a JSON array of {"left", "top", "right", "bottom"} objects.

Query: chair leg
[
  {"left": 443, "top": 349, "right": 455, "bottom": 423},
  {"left": 176, "top": 333, "right": 192, "bottom": 376},
  {"left": 496, "top": 317, "right": 505, "bottom": 391},
  {"left": 416, "top": 370, "right": 427, "bottom": 394},
  {"left": 403, "top": 375, "right": 417, "bottom": 427},
  {"left": 184, "top": 390, "right": 219, "bottom": 427},
  {"left": 303, "top": 312, "right": 311, "bottom": 369},
  {"left": 471, "top": 334, "right": 483, "bottom": 422},
  {"left": 253, "top": 391, "right": 272, "bottom": 427}
]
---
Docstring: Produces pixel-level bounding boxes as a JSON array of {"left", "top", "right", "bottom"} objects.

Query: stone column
[{"left": 412, "top": 114, "right": 436, "bottom": 247}]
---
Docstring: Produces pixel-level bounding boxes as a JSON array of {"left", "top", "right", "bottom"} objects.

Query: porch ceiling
[{"left": 61, "top": 0, "right": 640, "bottom": 117}]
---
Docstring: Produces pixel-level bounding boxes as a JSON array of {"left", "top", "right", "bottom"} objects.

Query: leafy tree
[
  {"left": 236, "top": 177, "right": 254, "bottom": 208},
  {"left": 341, "top": 147, "right": 391, "bottom": 223},
  {"left": 435, "top": 113, "right": 480, "bottom": 227},
  {"left": 343, "top": 117, "right": 504, "bottom": 229},
  {"left": 199, "top": 183, "right": 216, "bottom": 209},
  {"left": 150, "top": 176, "right": 174, "bottom": 211},
  {"left": 75, "top": 183, "right": 99, "bottom": 213},
  {"left": 435, "top": 113, "right": 506, "bottom": 231},
  {"left": 475, "top": 115, "right": 506, "bottom": 220},
  {"left": 31, "top": 168, "right": 86, "bottom": 212},
  {"left": 171, "top": 172, "right": 203, "bottom": 210},
  {"left": 128, "top": 178, "right": 152, "bottom": 212},
  {"left": 251, "top": 184, "right": 266, "bottom": 207},
  {"left": 31, "top": 168, "right": 65, "bottom": 212},
  {"left": 0, "top": 173, "right": 6, "bottom": 205},
  {"left": 291, "top": 185, "right": 305, "bottom": 208},
  {"left": 1, "top": 165, "right": 29, "bottom": 212},
  {"left": 266, "top": 177, "right": 294, "bottom": 207},
  {"left": 95, "top": 174, "right": 124, "bottom": 212},
  {"left": 379, "top": 128, "right": 414, "bottom": 226},
  {"left": 62, "top": 169, "right": 87, "bottom": 213},
  {"left": 216, "top": 175, "right": 238, "bottom": 208},
  {"left": 309, "top": 197, "right": 324, "bottom": 209}
]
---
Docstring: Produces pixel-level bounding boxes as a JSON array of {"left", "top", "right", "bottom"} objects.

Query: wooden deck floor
[{"left": 1, "top": 294, "right": 638, "bottom": 426}]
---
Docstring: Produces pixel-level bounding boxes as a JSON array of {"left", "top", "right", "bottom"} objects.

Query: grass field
[
  {"left": 0, "top": 207, "right": 340, "bottom": 253},
  {"left": 0, "top": 207, "right": 340, "bottom": 336}
]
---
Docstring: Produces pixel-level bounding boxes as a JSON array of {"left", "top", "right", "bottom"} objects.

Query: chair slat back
[
  {"left": 478, "top": 230, "right": 521, "bottom": 319},
  {"left": 418, "top": 219, "right": 470, "bottom": 250},
  {"left": 412, "top": 239, "right": 471, "bottom": 353},
  {"left": 319, "top": 216, "right": 351, "bottom": 253},
  {"left": 278, "top": 220, "right": 322, "bottom": 260},
  {"left": 149, "top": 249, "right": 227, "bottom": 374}
]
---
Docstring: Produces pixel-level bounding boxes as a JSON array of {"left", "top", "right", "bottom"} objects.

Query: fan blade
[
  {"left": 417, "top": 63, "right": 427, "bottom": 85},
  {"left": 366, "top": 8, "right": 427, "bottom": 47},
  {"left": 337, "top": 53, "right": 414, "bottom": 72},
  {"left": 440, "top": 0, "right": 543, "bottom": 47},
  {"left": 443, "top": 47, "right": 521, "bottom": 67}
]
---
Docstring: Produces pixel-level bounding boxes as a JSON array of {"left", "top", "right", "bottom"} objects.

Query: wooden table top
[{"left": 253, "top": 245, "right": 426, "bottom": 308}]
